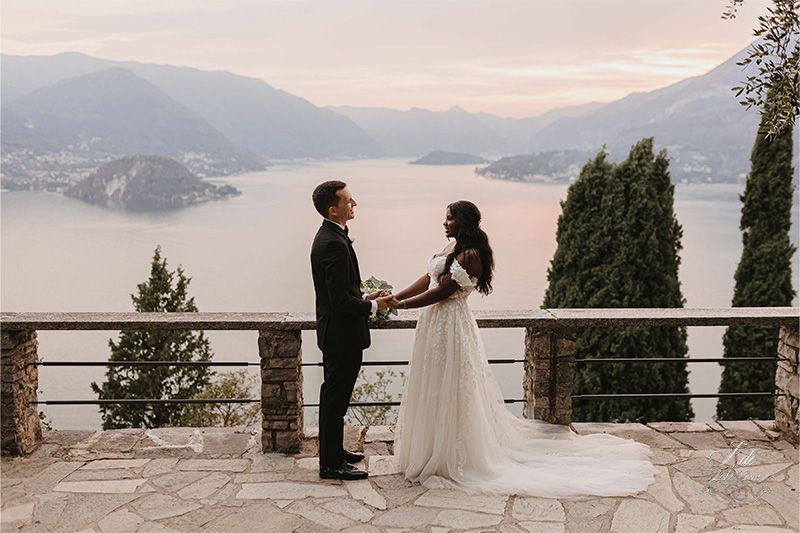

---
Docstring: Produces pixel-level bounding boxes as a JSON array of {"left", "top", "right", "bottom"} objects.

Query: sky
[{"left": 1, "top": 0, "right": 772, "bottom": 117}]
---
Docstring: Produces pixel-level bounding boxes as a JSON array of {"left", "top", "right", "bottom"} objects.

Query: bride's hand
[
  {"left": 387, "top": 296, "right": 402, "bottom": 309},
  {"left": 375, "top": 295, "right": 394, "bottom": 311},
  {"left": 367, "top": 290, "right": 389, "bottom": 300}
]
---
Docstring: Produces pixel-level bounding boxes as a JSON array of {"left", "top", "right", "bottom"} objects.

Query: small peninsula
[
  {"left": 65, "top": 155, "right": 241, "bottom": 210},
  {"left": 476, "top": 150, "right": 594, "bottom": 183},
  {"left": 410, "top": 150, "right": 489, "bottom": 165}
]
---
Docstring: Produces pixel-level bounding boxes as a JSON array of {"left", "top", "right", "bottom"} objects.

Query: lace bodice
[{"left": 427, "top": 254, "right": 477, "bottom": 298}]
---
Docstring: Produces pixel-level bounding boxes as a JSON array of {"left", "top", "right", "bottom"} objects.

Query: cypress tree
[
  {"left": 91, "top": 246, "right": 214, "bottom": 429},
  {"left": 544, "top": 138, "right": 693, "bottom": 422},
  {"left": 717, "top": 88, "right": 796, "bottom": 420}
]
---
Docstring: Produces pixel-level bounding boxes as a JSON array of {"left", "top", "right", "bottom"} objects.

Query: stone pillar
[
  {"left": 259, "top": 328, "right": 303, "bottom": 453},
  {"left": 523, "top": 328, "right": 575, "bottom": 424},
  {"left": 775, "top": 325, "right": 799, "bottom": 446},
  {"left": 1, "top": 330, "right": 42, "bottom": 455}
]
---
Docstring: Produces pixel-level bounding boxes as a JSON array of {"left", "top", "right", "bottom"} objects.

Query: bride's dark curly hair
[{"left": 442, "top": 200, "right": 494, "bottom": 295}]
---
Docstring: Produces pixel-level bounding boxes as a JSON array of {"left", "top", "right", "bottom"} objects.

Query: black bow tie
[{"left": 344, "top": 226, "right": 349, "bottom": 235}]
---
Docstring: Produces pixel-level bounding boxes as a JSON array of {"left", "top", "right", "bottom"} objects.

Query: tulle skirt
[{"left": 395, "top": 296, "right": 656, "bottom": 498}]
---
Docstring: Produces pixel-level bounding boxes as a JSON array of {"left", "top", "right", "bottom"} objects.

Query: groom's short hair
[{"left": 313, "top": 180, "right": 347, "bottom": 218}]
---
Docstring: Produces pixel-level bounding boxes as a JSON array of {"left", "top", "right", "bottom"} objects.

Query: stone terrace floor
[{"left": 0, "top": 421, "right": 797, "bottom": 532}]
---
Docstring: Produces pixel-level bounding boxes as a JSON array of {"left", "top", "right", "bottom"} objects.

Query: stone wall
[
  {"left": 259, "top": 329, "right": 303, "bottom": 453},
  {"left": 523, "top": 328, "right": 575, "bottom": 424},
  {"left": 1, "top": 330, "right": 42, "bottom": 455},
  {"left": 775, "top": 325, "right": 799, "bottom": 445}
]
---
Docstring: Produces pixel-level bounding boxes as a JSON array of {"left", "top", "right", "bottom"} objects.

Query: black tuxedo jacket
[{"left": 311, "top": 219, "right": 372, "bottom": 352}]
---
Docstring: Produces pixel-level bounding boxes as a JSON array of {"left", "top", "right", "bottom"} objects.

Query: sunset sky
[{"left": 2, "top": 0, "right": 771, "bottom": 117}]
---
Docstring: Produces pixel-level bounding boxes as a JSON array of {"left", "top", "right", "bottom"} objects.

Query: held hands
[
  {"left": 375, "top": 294, "right": 394, "bottom": 311},
  {"left": 367, "top": 290, "right": 390, "bottom": 301},
  {"left": 367, "top": 291, "right": 405, "bottom": 311},
  {"left": 361, "top": 278, "right": 398, "bottom": 321},
  {"left": 370, "top": 290, "right": 394, "bottom": 312},
  {"left": 387, "top": 296, "right": 403, "bottom": 310}
]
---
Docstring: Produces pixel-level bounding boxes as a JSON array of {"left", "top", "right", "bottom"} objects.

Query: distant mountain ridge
[
  {"left": 3, "top": 45, "right": 798, "bottom": 185},
  {"left": 520, "top": 49, "right": 767, "bottom": 181},
  {"left": 1, "top": 52, "right": 387, "bottom": 163},
  {"left": 330, "top": 105, "right": 507, "bottom": 157},
  {"left": 332, "top": 103, "right": 603, "bottom": 157},
  {"left": 3, "top": 68, "right": 261, "bottom": 177},
  {"left": 332, "top": 44, "right": 798, "bottom": 182}
]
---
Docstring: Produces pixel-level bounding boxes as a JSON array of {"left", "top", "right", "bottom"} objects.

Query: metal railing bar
[
  {"left": 34, "top": 359, "right": 524, "bottom": 368},
  {"left": 574, "top": 357, "right": 779, "bottom": 364},
  {"left": 31, "top": 399, "right": 259, "bottom": 405},
  {"left": 303, "top": 399, "right": 526, "bottom": 408},
  {"left": 32, "top": 391, "right": 781, "bottom": 406},
  {"left": 32, "top": 357, "right": 778, "bottom": 368},
  {"left": 304, "top": 401, "right": 400, "bottom": 407},
  {"left": 572, "top": 392, "right": 782, "bottom": 399},
  {"left": 36, "top": 361, "right": 257, "bottom": 367},
  {"left": 300, "top": 358, "right": 524, "bottom": 367}
]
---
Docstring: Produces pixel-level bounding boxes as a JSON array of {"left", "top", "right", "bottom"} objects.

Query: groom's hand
[
  {"left": 376, "top": 295, "right": 393, "bottom": 311},
  {"left": 367, "top": 290, "right": 389, "bottom": 301}
]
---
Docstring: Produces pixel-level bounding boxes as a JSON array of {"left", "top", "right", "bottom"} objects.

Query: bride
[{"left": 387, "top": 200, "right": 655, "bottom": 498}]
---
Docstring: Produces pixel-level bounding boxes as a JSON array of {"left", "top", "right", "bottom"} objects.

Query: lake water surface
[{"left": 2, "top": 158, "right": 797, "bottom": 428}]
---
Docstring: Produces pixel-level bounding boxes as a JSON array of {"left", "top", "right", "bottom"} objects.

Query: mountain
[
  {"left": 525, "top": 46, "right": 800, "bottom": 182},
  {"left": 65, "top": 155, "right": 240, "bottom": 210},
  {"left": 473, "top": 103, "right": 604, "bottom": 153},
  {"left": 1, "top": 53, "right": 387, "bottom": 160},
  {"left": 2, "top": 68, "right": 263, "bottom": 179},
  {"left": 331, "top": 105, "right": 507, "bottom": 157},
  {"left": 410, "top": 151, "right": 488, "bottom": 165},
  {"left": 1, "top": 52, "right": 112, "bottom": 102},
  {"left": 127, "top": 65, "right": 388, "bottom": 160},
  {"left": 3, "top": 45, "right": 797, "bottom": 185},
  {"left": 333, "top": 43, "right": 798, "bottom": 182},
  {"left": 331, "top": 103, "right": 605, "bottom": 157},
  {"left": 0, "top": 107, "right": 57, "bottom": 152}
]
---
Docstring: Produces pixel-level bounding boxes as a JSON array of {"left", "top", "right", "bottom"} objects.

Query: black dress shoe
[
  {"left": 319, "top": 463, "right": 368, "bottom": 480},
  {"left": 343, "top": 450, "right": 365, "bottom": 464}
]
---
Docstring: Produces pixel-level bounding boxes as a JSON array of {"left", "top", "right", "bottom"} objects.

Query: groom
[{"left": 311, "top": 180, "right": 391, "bottom": 480}]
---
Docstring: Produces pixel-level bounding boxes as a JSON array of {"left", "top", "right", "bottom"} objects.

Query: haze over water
[{"left": 2, "top": 159, "right": 798, "bottom": 428}]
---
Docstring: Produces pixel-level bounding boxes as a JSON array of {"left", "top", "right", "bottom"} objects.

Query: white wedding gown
[{"left": 394, "top": 253, "right": 656, "bottom": 498}]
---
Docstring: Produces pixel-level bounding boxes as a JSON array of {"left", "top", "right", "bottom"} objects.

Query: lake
[{"left": 2, "top": 158, "right": 798, "bottom": 428}]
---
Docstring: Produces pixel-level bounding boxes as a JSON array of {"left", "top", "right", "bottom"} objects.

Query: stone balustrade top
[{"left": 1, "top": 307, "right": 798, "bottom": 330}]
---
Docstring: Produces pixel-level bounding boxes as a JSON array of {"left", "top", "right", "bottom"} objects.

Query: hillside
[
  {"left": 65, "top": 155, "right": 241, "bottom": 210},
  {"left": 2, "top": 68, "right": 263, "bottom": 181},
  {"left": 410, "top": 150, "right": 488, "bottom": 165},
  {"left": 1, "top": 53, "right": 387, "bottom": 160}
]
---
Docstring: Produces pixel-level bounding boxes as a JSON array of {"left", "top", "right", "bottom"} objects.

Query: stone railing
[
  {"left": 1, "top": 308, "right": 798, "bottom": 455},
  {"left": 1, "top": 330, "right": 41, "bottom": 455},
  {"left": 776, "top": 325, "right": 799, "bottom": 445}
]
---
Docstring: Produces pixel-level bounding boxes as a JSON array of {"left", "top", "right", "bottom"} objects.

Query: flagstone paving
[{"left": 1, "top": 421, "right": 797, "bottom": 532}]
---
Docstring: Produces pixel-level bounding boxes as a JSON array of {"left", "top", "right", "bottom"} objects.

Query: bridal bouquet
[{"left": 361, "top": 276, "right": 397, "bottom": 323}]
